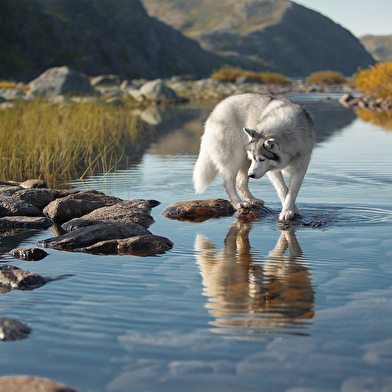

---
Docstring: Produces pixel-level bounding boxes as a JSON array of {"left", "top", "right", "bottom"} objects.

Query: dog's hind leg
[{"left": 236, "top": 170, "right": 264, "bottom": 206}]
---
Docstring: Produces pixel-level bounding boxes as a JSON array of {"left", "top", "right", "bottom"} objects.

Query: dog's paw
[
  {"left": 248, "top": 198, "right": 265, "bottom": 207},
  {"left": 236, "top": 201, "right": 251, "bottom": 209},
  {"left": 279, "top": 208, "right": 299, "bottom": 221}
]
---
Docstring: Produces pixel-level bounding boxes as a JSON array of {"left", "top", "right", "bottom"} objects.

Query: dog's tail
[{"left": 193, "top": 148, "right": 218, "bottom": 194}]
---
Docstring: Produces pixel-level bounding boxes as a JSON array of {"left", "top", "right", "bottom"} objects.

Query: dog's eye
[{"left": 258, "top": 157, "right": 266, "bottom": 162}]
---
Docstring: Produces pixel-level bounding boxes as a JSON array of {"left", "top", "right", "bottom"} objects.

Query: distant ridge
[
  {"left": 142, "top": 0, "right": 376, "bottom": 76},
  {"left": 360, "top": 35, "right": 392, "bottom": 62}
]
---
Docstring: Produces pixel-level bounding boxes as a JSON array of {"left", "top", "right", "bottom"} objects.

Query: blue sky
[{"left": 295, "top": 0, "right": 392, "bottom": 37}]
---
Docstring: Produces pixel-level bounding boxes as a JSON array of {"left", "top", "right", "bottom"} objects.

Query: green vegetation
[
  {"left": 210, "top": 65, "right": 292, "bottom": 84},
  {"left": 0, "top": 99, "right": 151, "bottom": 187},
  {"left": 306, "top": 70, "right": 346, "bottom": 85},
  {"left": 353, "top": 61, "right": 392, "bottom": 101}
]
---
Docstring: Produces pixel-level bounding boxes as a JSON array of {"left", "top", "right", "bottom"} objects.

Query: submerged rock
[
  {"left": 9, "top": 248, "right": 49, "bottom": 261},
  {"left": 162, "top": 198, "right": 236, "bottom": 221},
  {"left": 235, "top": 205, "right": 273, "bottom": 221},
  {"left": 0, "top": 376, "right": 77, "bottom": 392},
  {"left": 0, "top": 264, "right": 48, "bottom": 291},
  {"left": 0, "top": 318, "right": 31, "bottom": 341}
]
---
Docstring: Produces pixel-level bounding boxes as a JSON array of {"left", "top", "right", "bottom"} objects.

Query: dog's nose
[{"left": 249, "top": 174, "right": 255, "bottom": 178}]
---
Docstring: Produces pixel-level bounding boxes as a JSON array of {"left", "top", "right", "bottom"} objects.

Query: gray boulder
[
  {"left": 138, "top": 79, "right": 183, "bottom": 103},
  {"left": 28, "top": 66, "right": 96, "bottom": 97},
  {"left": 0, "top": 318, "right": 31, "bottom": 341},
  {"left": 91, "top": 74, "right": 121, "bottom": 86}
]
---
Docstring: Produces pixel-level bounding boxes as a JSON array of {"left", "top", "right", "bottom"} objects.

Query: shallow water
[{"left": 1, "top": 95, "right": 392, "bottom": 391}]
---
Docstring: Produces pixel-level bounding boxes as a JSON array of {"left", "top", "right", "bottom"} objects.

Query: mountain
[
  {"left": 0, "top": 0, "right": 226, "bottom": 81},
  {"left": 360, "top": 35, "right": 392, "bottom": 62},
  {"left": 142, "top": 0, "right": 376, "bottom": 76}
]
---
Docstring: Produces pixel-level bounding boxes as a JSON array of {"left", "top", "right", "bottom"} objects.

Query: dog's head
[{"left": 244, "top": 128, "right": 281, "bottom": 179}]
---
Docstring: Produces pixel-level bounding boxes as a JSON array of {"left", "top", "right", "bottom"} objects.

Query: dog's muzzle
[{"left": 249, "top": 174, "right": 256, "bottom": 179}]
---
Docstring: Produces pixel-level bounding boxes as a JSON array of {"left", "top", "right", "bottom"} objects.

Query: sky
[{"left": 295, "top": 0, "right": 392, "bottom": 37}]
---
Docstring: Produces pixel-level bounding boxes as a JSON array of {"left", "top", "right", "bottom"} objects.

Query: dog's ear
[
  {"left": 264, "top": 138, "right": 279, "bottom": 151},
  {"left": 243, "top": 128, "right": 256, "bottom": 141}
]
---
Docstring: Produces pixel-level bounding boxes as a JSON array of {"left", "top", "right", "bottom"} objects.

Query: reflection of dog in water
[{"left": 194, "top": 222, "right": 314, "bottom": 336}]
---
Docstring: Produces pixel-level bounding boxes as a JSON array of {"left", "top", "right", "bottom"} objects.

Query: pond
[{"left": 1, "top": 94, "right": 392, "bottom": 391}]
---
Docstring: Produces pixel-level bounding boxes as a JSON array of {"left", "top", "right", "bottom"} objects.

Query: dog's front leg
[{"left": 279, "top": 168, "right": 307, "bottom": 220}]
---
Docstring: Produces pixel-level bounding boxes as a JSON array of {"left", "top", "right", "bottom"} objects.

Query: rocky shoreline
[{"left": 0, "top": 65, "right": 357, "bottom": 110}]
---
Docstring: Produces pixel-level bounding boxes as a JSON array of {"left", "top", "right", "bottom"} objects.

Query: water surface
[{"left": 1, "top": 95, "right": 392, "bottom": 391}]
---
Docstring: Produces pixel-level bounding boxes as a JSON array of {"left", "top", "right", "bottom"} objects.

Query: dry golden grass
[
  {"left": 306, "top": 70, "right": 346, "bottom": 85},
  {"left": 0, "top": 98, "right": 150, "bottom": 187}
]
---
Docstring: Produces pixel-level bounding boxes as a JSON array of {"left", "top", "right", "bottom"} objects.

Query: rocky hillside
[
  {"left": 0, "top": 0, "right": 226, "bottom": 81},
  {"left": 360, "top": 35, "right": 392, "bottom": 62},
  {"left": 142, "top": 0, "right": 376, "bottom": 76}
]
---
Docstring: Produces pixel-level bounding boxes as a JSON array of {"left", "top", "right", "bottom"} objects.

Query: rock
[
  {"left": 13, "top": 189, "right": 56, "bottom": 209},
  {"left": 19, "top": 179, "right": 49, "bottom": 189},
  {"left": 91, "top": 74, "right": 121, "bottom": 86},
  {"left": 0, "top": 216, "right": 53, "bottom": 230},
  {"left": 28, "top": 66, "right": 96, "bottom": 97},
  {"left": 105, "top": 97, "right": 124, "bottom": 106},
  {"left": 62, "top": 199, "right": 158, "bottom": 231},
  {"left": 0, "top": 318, "right": 31, "bottom": 341},
  {"left": 0, "top": 376, "right": 77, "bottom": 392},
  {"left": 138, "top": 79, "right": 181, "bottom": 103},
  {"left": 81, "top": 234, "right": 174, "bottom": 256},
  {"left": 0, "top": 195, "right": 45, "bottom": 218},
  {"left": 0, "top": 88, "right": 25, "bottom": 101},
  {"left": 162, "top": 199, "right": 236, "bottom": 221},
  {"left": 37, "top": 222, "right": 151, "bottom": 251},
  {"left": 0, "top": 264, "right": 48, "bottom": 291},
  {"left": 43, "top": 190, "right": 122, "bottom": 224},
  {"left": 9, "top": 248, "right": 49, "bottom": 261},
  {"left": 235, "top": 205, "right": 272, "bottom": 221}
]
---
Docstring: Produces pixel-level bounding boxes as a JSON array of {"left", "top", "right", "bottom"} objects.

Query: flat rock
[
  {"left": 13, "top": 188, "right": 56, "bottom": 209},
  {"left": 0, "top": 264, "right": 48, "bottom": 291},
  {"left": 0, "top": 195, "right": 44, "bottom": 218},
  {"left": 9, "top": 248, "right": 49, "bottom": 261},
  {"left": 37, "top": 222, "right": 151, "bottom": 251},
  {"left": 62, "top": 199, "right": 158, "bottom": 231},
  {"left": 0, "top": 318, "right": 31, "bottom": 341},
  {"left": 0, "top": 376, "right": 77, "bottom": 392},
  {"left": 0, "top": 216, "right": 53, "bottom": 230},
  {"left": 43, "top": 190, "right": 122, "bottom": 224},
  {"left": 162, "top": 198, "right": 236, "bottom": 221},
  {"left": 81, "top": 235, "right": 174, "bottom": 256}
]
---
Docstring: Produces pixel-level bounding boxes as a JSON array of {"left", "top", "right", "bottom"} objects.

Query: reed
[{"left": 0, "top": 98, "right": 150, "bottom": 187}]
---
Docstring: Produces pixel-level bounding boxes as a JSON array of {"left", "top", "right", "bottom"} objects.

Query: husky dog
[{"left": 193, "top": 93, "right": 315, "bottom": 220}]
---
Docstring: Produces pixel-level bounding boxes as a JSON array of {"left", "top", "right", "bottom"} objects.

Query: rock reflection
[{"left": 195, "top": 222, "right": 314, "bottom": 338}]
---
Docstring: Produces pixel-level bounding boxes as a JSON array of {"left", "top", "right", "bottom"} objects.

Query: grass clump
[
  {"left": 353, "top": 62, "right": 392, "bottom": 101},
  {"left": 210, "top": 65, "right": 291, "bottom": 84},
  {"left": 0, "top": 98, "right": 150, "bottom": 187},
  {"left": 306, "top": 70, "right": 346, "bottom": 85}
]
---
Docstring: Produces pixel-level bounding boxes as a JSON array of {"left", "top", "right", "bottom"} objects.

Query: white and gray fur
[{"left": 193, "top": 93, "right": 315, "bottom": 220}]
